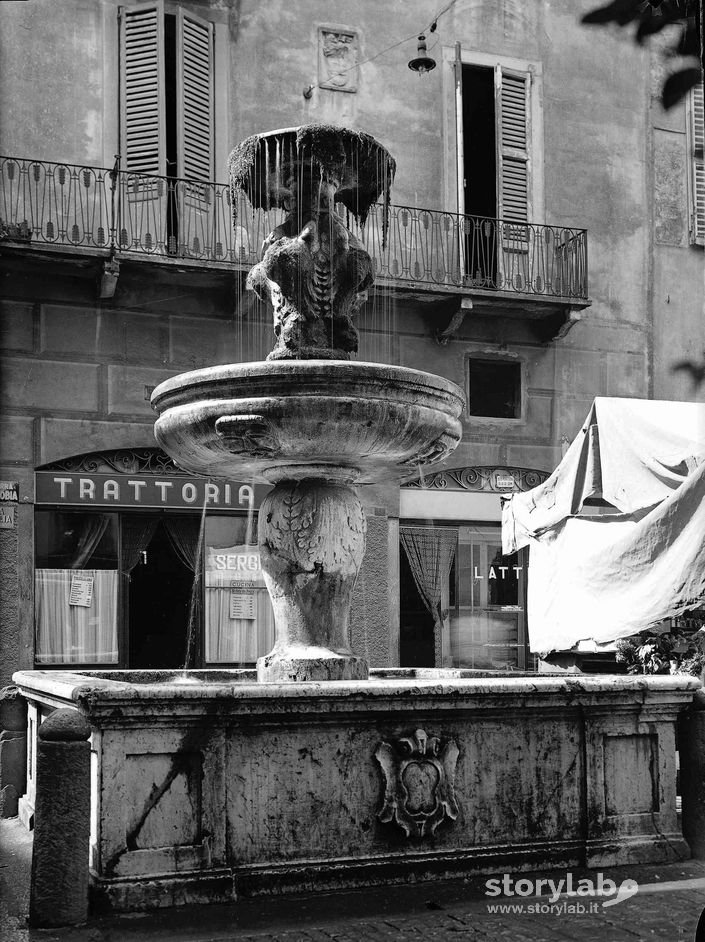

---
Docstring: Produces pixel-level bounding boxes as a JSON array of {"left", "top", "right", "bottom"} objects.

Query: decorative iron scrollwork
[
  {"left": 39, "top": 447, "right": 185, "bottom": 475},
  {"left": 402, "top": 465, "right": 549, "bottom": 493},
  {"left": 375, "top": 728, "right": 459, "bottom": 838}
]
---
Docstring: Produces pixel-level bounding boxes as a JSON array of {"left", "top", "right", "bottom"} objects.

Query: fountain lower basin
[{"left": 14, "top": 668, "right": 698, "bottom": 912}]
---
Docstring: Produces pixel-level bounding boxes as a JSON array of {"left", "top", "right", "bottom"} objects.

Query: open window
[{"left": 458, "top": 61, "right": 532, "bottom": 288}]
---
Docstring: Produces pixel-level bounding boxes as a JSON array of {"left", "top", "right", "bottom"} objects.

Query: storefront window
[
  {"left": 399, "top": 522, "right": 532, "bottom": 671},
  {"left": 451, "top": 525, "right": 528, "bottom": 670},
  {"left": 204, "top": 515, "right": 275, "bottom": 664},
  {"left": 35, "top": 511, "right": 119, "bottom": 663}
]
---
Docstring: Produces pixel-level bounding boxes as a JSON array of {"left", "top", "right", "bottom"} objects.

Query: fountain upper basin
[{"left": 152, "top": 359, "right": 464, "bottom": 484}]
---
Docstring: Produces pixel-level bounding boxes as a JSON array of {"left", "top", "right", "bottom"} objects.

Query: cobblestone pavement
[{"left": 2, "top": 818, "right": 705, "bottom": 941}]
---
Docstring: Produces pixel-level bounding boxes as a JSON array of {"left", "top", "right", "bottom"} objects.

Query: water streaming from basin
[{"left": 153, "top": 124, "right": 464, "bottom": 683}]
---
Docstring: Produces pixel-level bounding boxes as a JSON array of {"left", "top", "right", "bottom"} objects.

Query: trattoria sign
[{"left": 35, "top": 471, "right": 267, "bottom": 511}]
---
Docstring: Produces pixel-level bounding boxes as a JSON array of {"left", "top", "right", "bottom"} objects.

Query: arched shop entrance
[
  {"left": 399, "top": 466, "right": 549, "bottom": 671},
  {"left": 34, "top": 449, "right": 273, "bottom": 669}
]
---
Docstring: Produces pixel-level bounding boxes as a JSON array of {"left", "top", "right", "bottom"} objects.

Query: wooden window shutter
[
  {"left": 690, "top": 82, "right": 704, "bottom": 245},
  {"left": 495, "top": 67, "right": 530, "bottom": 223},
  {"left": 119, "top": 1, "right": 166, "bottom": 176},
  {"left": 176, "top": 8, "right": 215, "bottom": 181}
]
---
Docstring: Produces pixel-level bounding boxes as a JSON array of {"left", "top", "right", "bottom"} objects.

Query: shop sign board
[
  {"left": 0, "top": 505, "right": 16, "bottom": 529},
  {"left": 35, "top": 471, "right": 268, "bottom": 511},
  {"left": 494, "top": 474, "right": 517, "bottom": 490},
  {"left": 0, "top": 481, "right": 19, "bottom": 502}
]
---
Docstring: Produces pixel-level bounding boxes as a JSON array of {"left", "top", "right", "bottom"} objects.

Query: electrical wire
[{"left": 304, "top": 0, "right": 457, "bottom": 94}]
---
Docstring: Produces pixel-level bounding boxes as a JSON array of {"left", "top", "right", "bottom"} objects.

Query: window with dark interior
[{"left": 467, "top": 358, "right": 521, "bottom": 419}]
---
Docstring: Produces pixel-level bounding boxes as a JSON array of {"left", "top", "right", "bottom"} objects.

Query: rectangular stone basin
[{"left": 13, "top": 667, "right": 700, "bottom": 913}]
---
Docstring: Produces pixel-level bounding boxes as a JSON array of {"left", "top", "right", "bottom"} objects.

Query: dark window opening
[
  {"left": 468, "top": 359, "right": 521, "bottom": 419},
  {"left": 462, "top": 65, "right": 498, "bottom": 284},
  {"left": 462, "top": 64, "right": 496, "bottom": 220}
]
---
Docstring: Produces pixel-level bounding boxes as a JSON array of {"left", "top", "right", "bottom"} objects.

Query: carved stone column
[{"left": 257, "top": 479, "right": 368, "bottom": 682}]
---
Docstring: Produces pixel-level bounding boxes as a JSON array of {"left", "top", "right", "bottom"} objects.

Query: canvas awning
[{"left": 501, "top": 398, "right": 705, "bottom": 653}]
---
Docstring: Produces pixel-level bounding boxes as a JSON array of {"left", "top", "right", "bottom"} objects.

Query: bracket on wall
[
  {"left": 435, "top": 297, "right": 473, "bottom": 345},
  {"left": 99, "top": 257, "right": 120, "bottom": 299},
  {"left": 551, "top": 307, "right": 582, "bottom": 342}
]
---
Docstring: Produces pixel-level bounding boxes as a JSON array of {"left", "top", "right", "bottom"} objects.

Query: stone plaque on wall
[
  {"left": 654, "top": 134, "right": 687, "bottom": 246},
  {"left": 318, "top": 27, "right": 359, "bottom": 93}
]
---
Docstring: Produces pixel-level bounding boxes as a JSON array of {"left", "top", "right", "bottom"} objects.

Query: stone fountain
[
  {"left": 152, "top": 124, "right": 463, "bottom": 683},
  {"left": 13, "top": 125, "right": 700, "bottom": 914}
]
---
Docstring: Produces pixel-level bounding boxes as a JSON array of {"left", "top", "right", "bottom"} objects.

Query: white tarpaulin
[{"left": 501, "top": 398, "right": 705, "bottom": 653}]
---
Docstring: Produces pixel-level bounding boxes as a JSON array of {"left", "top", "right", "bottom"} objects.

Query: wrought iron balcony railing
[{"left": 0, "top": 156, "right": 589, "bottom": 301}]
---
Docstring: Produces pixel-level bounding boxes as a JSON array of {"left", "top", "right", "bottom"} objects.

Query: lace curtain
[
  {"left": 121, "top": 516, "right": 160, "bottom": 574},
  {"left": 400, "top": 526, "right": 457, "bottom": 632},
  {"left": 162, "top": 515, "right": 204, "bottom": 666},
  {"left": 71, "top": 514, "right": 110, "bottom": 569},
  {"left": 162, "top": 517, "right": 200, "bottom": 571}
]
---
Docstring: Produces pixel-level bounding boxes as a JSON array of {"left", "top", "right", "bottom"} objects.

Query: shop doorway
[
  {"left": 399, "top": 546, "right": 436, "bottom": 667},
  {"left": 128, "top": 519, "right": 197, "bottom": 668}
]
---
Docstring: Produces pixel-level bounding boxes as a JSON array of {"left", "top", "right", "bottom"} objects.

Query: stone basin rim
[
  {"left": 151, "top": 360, "right": 466, "bottom": 412},
  {"left": 13, "top": 669, "right": 702, "bottom": 702},
  {"left": 231, "top": 125, "right": 390, "bottom": 147}
]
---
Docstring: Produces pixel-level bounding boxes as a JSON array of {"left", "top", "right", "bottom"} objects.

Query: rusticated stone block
[
  {"left": 29, "top": 708, "right": 91, "bottom": 927},
  {"left": 0, "top": 686, "right": 26, "bottom": 817},
  {"left": 0, "top": 684, "right": 27, "bottom": 731},
  {"left": 0, "top": 782, "right": 19, "bottom": 817}
]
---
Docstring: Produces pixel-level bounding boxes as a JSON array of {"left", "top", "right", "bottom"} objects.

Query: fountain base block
[
  {"left": 257, "top": 650, "right": 369, "bottom": 682},
  {"left": 13, "top": 668, "right": 698, "bottom": 914}
]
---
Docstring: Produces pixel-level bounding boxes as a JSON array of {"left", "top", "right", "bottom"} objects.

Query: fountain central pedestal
[{"left": 257, "top": 479, "right": 368, "bottom": 682}]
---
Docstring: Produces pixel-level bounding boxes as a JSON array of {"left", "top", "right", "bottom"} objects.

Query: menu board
[
  {"left": 230, "top": 582, "right": 256, "bottom": 619},
  {"left": 69, "top": 572, "right": 94, "bottom": 608}
]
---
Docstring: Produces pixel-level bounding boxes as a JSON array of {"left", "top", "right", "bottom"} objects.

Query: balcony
[{"left": 0, "top": 157, "right": 589, "bottom": 334}]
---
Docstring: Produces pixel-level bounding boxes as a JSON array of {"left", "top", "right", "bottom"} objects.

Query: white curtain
[
  {"left": 204, "top": 563, "right": 274, "bottom": 663},
  {"left": 35, "top": 569, "right": 118, "bottom": 663}
]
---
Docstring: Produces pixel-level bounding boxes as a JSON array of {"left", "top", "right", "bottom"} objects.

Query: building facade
[{"left": 0, "top": 0, "right": 703, "bottom": 686}]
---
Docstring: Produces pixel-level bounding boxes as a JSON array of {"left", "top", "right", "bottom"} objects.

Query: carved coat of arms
[
  {"left": 375, "top": 728, "right": 460, "bottom": 838},
  {"left": 318, "top": 28, "right": 359, "bottom": 93}
]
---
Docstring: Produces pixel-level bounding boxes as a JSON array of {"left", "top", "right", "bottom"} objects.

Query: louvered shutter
[
  {"left": 119, "top": 2, "right": 166, "bottom": 175},
  {"left": 496, "top": 68, "right": 530, "bottom": 223},
  {"left": 176, "top": 8, "right": 214, "bottom": 181},
  {"left": 691, "top": 82, "right": 704, "bottom": 245}
]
